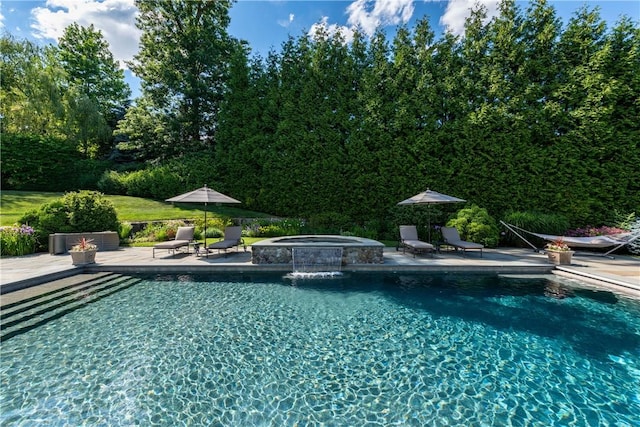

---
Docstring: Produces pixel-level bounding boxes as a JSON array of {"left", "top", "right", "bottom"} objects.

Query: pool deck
[{"left": 1, "top": 246, "right": 639, "bottom": 298}]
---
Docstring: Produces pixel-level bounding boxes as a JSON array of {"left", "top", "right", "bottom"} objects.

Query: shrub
[
  {"left": 97, "top": 170, "right": 127, "bottom": 195},
  {"left": 194, "top": 217, "right": 230, "bottom": 238},
  {"left": 341, "top": 225, "right": 378, "bottom": 240},
  {"left": 19, "top": 191, "right": 120, "bottom": 251},
  {"left": 130, "top": 221, "right": 175, "bottom": 243},
  {"left": 446, "top": 205, "right": 499, "bottom": 247},
  {"left": 256, "top": 224, "right": 285, "bottom": 237},
  {"left": 123, "top": 168, "right": 184, "bottom": 199},
  {"left": 97, "top": 153, "right": 220, "bottom": 199},
  {"left": 129, "top": 220, "right": 204, "bottom": 243},
  {"left": 566, "top": 226, "right": 628, "bottom": 237},
  {"left": 119, "top": 222, "right": 133, "bottom": 240},
  {"left": 242, "top": 218, "right": 303, "bottom": 237},
  {"left": 0, "top": 224, "right": 37, "bottom": 256},
  {"left": 97, "top": 167, "right": 184, "bottom": 199},
  {"left": 613, "top": 211, "right": 636, "bottom": 231},
  {"left": 61, "top": 191, "right": 119, "bottom": 231}
]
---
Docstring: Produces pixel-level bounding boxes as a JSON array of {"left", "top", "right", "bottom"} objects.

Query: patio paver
[{"left": 1, "top": 246, "right": 638, "bottom": 298}]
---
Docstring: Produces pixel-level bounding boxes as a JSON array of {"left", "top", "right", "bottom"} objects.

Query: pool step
[
  {"left": 2, "top": 272, "right": 115, "bottom": 311},
  {"left": 0, "top": 273, "right": 141, "bottom": 342}
]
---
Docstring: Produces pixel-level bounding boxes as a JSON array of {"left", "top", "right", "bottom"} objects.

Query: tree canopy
[
  {"left": 1, "top": 0, "right": 638, "bottom": 230},
  {"left": 116, "top": 0, "right": 239, "bottom": 159},
  {"left": 1, "top": 24, "right": 130, "bottom": 158},
  {"left": 214, "top": 0, "right": 639, "bottom": 227}
]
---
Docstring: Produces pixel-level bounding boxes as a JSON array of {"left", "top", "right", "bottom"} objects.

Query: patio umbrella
[
  {"left": 166, "top": 185, "right": 241, "bottom": 247},
  {"left": 397, "top": 189, "right": 466, "bottom": 241}
]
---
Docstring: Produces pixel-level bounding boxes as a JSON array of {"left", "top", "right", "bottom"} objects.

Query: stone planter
[
  {"left": 547, "top": 250, "right": 574, "bottom": 265},
  {"left": 70, "top": 249, "right": 97, "bottom": 265}
]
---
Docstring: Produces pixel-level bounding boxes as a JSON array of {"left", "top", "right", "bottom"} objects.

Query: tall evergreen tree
[
  {"left": 302, "top": 28, "right": 353, "bottom": 216},
  {"left": 353, "top": 30, "right": 395, "bottom": 218},
  {"left": 551, "top": 6, "right": 612, "bottom": 222},
  {"left": 216, "top": 42, "right": 267, "bottom": 206},
  {"left": 521, "top": 0, "right": 563, "bottom": 145},
  {"left": 410, "top": 19, "right": 449, "bottom": 207},
  {"left": 258, "top": 36, "right": 312, "bottom": 214}
]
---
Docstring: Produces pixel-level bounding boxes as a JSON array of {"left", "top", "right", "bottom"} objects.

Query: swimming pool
[{"left": 1, "top": 272, "right": 639, "bottom": 425}]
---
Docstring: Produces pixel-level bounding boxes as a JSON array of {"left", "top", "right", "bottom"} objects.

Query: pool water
[{"left": 1, "top": 273, "right": 639, "bottom": 426}]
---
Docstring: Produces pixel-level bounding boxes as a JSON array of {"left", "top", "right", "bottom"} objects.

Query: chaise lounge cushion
[
  {"left": 441, "top": 226, "right": 483, "bottom": 256},
  {"left": 206, "top": 226, "right": 245, "bottom": 256},
  {"left": 153, "top": 226, "right": 194, "bottom": 257},
  {"left": 399, "top": 225, "right": 434, "bottom": 257}
]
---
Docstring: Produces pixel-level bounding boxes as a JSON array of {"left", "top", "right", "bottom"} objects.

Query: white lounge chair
[
  {"left": 441, "top": 226, "right": 483, "bottom": 257},
  {"left": 399, "top": 225, "right": 435, "bottom": 257},
  {"left": 206, "top": 226, "right": 245, "bottom": 256},
  {"left": 152, "top": 226, "right": 195, "bottom": 258}
]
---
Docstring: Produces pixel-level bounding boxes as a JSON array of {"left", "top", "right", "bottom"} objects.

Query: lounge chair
[
  {"left": 152, "top": 226, "right": 195, "bottom": 258},
  {"left": 206, "top": 226, "right": 245, "bottom": 256},
  {"left": 398, "top": 225, "right": 435, "bottom": 257},
  {"left": 441, "top": 226, "right": 483, "bottom": 257}
]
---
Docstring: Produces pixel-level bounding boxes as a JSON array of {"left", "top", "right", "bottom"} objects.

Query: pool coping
[{"left": 1, "top": 247, "right": 638, "bottom": 298}]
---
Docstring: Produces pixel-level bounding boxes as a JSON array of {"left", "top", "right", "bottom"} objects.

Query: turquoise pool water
[{"left": 1, "top": 273, "right": 639, "bottom": 426}]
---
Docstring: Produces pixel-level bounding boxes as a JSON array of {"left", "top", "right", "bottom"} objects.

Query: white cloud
[
  {"left": 309, "top": 16, "right": 356, "bottom": 43},
  {"left": 309, "top": 0, "right": 414, "bottom": 43},
  {"left": 278, "top": 13, "right": 294, "bottom": 28},
  {"left": 440, "top": 0, "right": 501, "bottom": 36},
  {"left": 0, "top": 9, "right": 4, "bottom": 29},
  {"left": 346, "top": 0, "right": 414, "bottom": 36},
  {"left": 30, "top": 0, "right": 140, "bottom": 68}
]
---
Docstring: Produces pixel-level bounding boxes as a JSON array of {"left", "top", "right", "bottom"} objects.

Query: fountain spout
[{"left": 291, "top": 247, "right": 343, "bottom": 277}]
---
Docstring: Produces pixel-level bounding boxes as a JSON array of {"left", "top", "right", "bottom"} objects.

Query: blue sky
[{"left": 1, "top": 0, "right": 638, "bottom": 98}]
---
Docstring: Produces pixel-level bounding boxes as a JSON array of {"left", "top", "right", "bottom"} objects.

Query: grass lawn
[
  {"left": 0, "top": 190, "right": 273, "bottom": 226},
  {"left": 1, "top": 191, "right": 397, "bottom": 247}
]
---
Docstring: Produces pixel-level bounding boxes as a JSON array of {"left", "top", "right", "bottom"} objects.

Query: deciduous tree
[{"left": 120, "top": 0, "right": 238, "bottom": 159}]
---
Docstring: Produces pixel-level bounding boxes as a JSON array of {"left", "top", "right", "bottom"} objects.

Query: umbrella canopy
[
  {"left": 397, "top": 189, "right": 466, "bottom": 241},
  {"left": 397, "top": 189, "right": 466, "bottom": 205},
  {"left": 166, "top": 186, "right": 241, "bottom": 204},
  {"left": 166, "top": 185, "right": 241, "bottom": 247}
]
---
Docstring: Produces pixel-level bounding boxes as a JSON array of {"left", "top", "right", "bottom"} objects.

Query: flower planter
[
  {"left": 547, "top": 250, "right": 574, "bottom": 265},
  {"left": 70, "top": 249, "right": 97, "bottom": 265}
]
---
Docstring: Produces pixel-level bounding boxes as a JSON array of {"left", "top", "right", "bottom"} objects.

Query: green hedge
[{"left": 1, "top": 133, "right": 110, "bottom": 191}]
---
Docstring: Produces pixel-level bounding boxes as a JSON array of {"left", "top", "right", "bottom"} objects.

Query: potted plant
[
  {"left": 69, "top": 237, "right": 98, "bottom": 265},
  {"left": 545, "top": 239, "right": 574, "bottom": 265}
]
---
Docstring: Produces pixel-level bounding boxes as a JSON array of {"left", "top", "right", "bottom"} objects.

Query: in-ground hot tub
[{"left": 251, "top": 235, "right": 385, "bottom": 265}]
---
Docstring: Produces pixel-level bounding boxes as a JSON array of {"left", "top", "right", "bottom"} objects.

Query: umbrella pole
[
  {"left": 204, "top": 203, "right": 207, "bottom": 248},
  {"left": 428, "top": 206, "right": 432, "bottom": 242}
]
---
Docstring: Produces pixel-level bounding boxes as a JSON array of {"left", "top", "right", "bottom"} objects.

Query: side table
[{"left": 189, "top": 242, "right": 203, "bottom": 256}]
